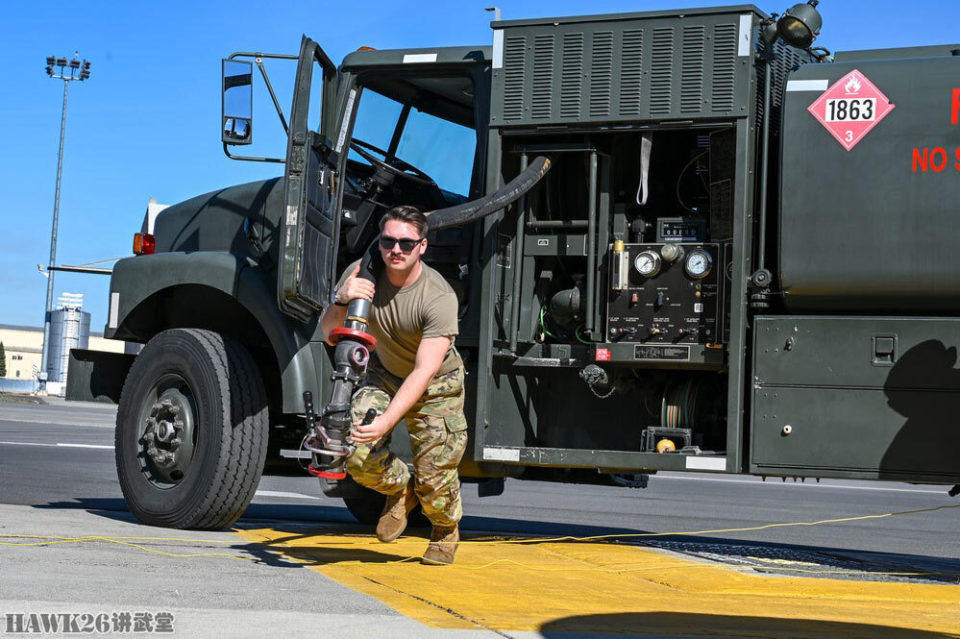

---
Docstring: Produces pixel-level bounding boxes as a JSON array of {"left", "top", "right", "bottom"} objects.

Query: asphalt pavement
[{"left": 1, "top": 396, "right": 958, "bottom": 637}]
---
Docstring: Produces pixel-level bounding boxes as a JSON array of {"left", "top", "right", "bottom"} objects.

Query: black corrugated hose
[{"left": 359, "top": 155, "right": 553, "bottom": 281}]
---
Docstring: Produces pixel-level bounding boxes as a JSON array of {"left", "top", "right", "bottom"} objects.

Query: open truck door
[{"left": 278, "top": 37, "right": 345, "bottom": 321}]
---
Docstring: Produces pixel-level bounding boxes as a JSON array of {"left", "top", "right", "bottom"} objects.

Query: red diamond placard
[{"left": 808, "top": 69, "right": 895, "bottom": 151}]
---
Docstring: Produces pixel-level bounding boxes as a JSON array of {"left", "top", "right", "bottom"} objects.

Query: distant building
[
  {"left": 1, "top": 324, "right": 44, "bottom": 382},
  {"left": 1, "top": 294, "right": 126, "bottom": 394}
]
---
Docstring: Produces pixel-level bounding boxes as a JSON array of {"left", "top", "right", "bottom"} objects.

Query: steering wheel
[{"left": 349, "top": 139, "right": 437, "bottom": 188}]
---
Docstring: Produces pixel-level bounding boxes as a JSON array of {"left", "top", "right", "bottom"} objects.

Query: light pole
[{"left": 40, "top": 53, "right": 90, "bottom": 390}]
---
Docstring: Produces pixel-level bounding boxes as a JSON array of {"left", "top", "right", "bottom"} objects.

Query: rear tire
[{"left": 115, "top": 329, "right": 268, "bottom": 529}]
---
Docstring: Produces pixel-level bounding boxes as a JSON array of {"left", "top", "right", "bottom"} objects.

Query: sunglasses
[{"left": 379, "top": 235, "right": 425, "bottom": 252}]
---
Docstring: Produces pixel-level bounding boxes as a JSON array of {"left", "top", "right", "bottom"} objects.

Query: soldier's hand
[
  {"left": 336, "top": 264, "right": 375, "bottom": 304},
  {"left": 350, "top": 414, "right": 393, "bottom": 445}
]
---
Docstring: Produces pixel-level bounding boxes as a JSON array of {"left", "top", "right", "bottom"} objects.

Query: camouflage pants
[{"left": 345, "top": 359, "right": 468, "bottom": 528}]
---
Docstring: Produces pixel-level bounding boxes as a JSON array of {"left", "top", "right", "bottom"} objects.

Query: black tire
[
  {"left": 343, "top": 488, "right": 430, "bottom": 528},
  {"left": 115, "top": 329, "right": 268, "bottom": 529}
]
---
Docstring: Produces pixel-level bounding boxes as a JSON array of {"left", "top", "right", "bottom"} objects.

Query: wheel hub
[
  {"left": 155, "top": 419, "right": 176, "bottom": 443},
  {"left": 141, "top": 384, "right": 196, "bottom": 485}
]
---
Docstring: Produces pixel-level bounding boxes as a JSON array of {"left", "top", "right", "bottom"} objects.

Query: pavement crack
[
  {"left": 536, "top": 543, "right": 690, "bottom": 593},
  {"left": 360, "top": 575, "right": 517, "bottom": 639}
]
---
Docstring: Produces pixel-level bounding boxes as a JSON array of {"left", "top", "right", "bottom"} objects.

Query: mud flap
[{"left": 66, "top": 348, "right": 136, "bottom": 404}]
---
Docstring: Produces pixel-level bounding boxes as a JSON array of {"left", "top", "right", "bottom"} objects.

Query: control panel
[{"left": 607, "top": 243, "right": 722, "bottom": 344}]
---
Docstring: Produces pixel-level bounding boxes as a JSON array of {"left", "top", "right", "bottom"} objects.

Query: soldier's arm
[
  {"left": 319, "top": 305, "right": 348, "bottom": 346},
  {"left": 350, "top": 336, "right": 452, "bottom": 444},
  {"left": 319, "top": 264, "right": 374, "bottom": 346}
]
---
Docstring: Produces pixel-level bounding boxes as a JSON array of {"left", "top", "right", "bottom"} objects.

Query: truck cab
[{"left": 70, "top": 38, "right": 499, "bottom": 528}]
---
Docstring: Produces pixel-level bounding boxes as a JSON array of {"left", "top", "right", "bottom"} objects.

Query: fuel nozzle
[
  {"left": 305, "top": 306, "right": 379, "bottom": 480},
  {"left": 304, "top": 388, "right": 352, "bottom": 480},
  {"left": 306, "top": 243, "right": 381, "bottom": 481}
]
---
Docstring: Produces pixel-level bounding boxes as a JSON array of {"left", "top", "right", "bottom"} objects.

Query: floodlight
[{"left": 777, "top": 1, "right": 822, "bottom": 49}]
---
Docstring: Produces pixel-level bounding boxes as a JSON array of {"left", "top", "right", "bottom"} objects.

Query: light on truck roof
[{"left": 777, "top": 0, "right": 822, "bottom": 49}]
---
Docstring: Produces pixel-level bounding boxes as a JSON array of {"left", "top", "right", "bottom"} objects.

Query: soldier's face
[{"left": 380, "top": 219, "right": 426, "bottom": 274}]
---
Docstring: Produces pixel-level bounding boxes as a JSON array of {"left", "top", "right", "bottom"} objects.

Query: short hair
[{"left": 379, "top": 205, "right": 428, "bottom": 238}]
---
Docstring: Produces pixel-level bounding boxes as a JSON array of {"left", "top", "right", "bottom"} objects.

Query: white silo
[{"left": 47, "top": 293, "right": 90, "bottom": 388}]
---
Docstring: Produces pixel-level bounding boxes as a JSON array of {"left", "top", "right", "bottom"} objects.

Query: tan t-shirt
[{"left": 335, "top": 261, "right": 461, "bottom": 379}]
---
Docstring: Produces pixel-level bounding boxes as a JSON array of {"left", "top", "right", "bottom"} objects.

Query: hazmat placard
[{"left": 808, "top": 69, "right": 895, "bottom": 151}]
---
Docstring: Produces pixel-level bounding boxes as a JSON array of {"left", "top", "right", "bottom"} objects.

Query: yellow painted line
[{"left": 236, "top": 528, "right": 960, "bottom": 637}]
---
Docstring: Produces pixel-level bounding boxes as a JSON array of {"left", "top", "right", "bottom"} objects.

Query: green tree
[{"left": 0, "top": 342, "right": 6, "bottom": 378}]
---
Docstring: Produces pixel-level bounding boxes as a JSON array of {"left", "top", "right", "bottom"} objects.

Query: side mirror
[{"left": 222, "top": 59, "right": 253, "bottom": 145}]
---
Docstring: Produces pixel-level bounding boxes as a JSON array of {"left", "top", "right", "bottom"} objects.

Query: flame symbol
[{"left": 844, "top": 75, "right": 862, "bottom": 95}]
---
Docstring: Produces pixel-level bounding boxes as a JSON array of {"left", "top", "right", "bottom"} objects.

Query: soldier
[{"left": 320, "top": 205, "right": 467, "bottom": 565}]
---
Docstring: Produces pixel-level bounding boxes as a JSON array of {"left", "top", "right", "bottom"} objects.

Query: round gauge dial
[
  {"left": 684, "top": 249, "right": 713, "bottom": 279},
  {"left": 634, "top": 250, "right": 661, "bottom": 277}
]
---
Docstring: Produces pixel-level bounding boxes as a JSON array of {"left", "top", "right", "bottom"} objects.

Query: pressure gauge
[
  {"left": 634, "top": 250, "right": 661, "bottom": 277},
  {"left": 684, "top": 249, "right": 713, "bottom": 279}
]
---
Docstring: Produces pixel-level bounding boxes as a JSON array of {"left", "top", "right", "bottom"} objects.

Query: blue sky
[{"left": 3, "top": 1, "right": 959, "bottom": 333}]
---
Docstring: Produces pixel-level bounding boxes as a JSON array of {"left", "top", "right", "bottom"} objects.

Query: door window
[
  {"left": 396, "top": 108, "right": 475, "bottom": 196},
  {"left": 349, "top": 87, "right": 476, "bottom": 197}
]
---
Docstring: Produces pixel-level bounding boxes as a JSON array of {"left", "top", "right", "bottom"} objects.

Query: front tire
[{"left": 115, "top": 329, "right": 268, "bottom": 529}]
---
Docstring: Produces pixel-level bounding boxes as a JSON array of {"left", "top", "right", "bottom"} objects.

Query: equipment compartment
[
  {"left": 471, "top": 5, "right": 810, "bottom": 476},
  {"left": 751, "top": 316, "right": 960, "bottom": 482}
]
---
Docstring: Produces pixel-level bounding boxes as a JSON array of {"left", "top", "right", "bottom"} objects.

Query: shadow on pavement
[
  {"left": 33, "top": 497, "right": 357, "bottom": 525},
  {"left": 30, "top": 497, "right": 418, "bottom": 567},
  {"left": 539, "top": 612, "right": 958, "bottom": 639},
  {"left": 237, "top": 531, "right": 417, "bottom": 567},
  {"left": 33, "top": 498, "right": 147, "bottom": 528},
  {"left": 29, "top": 499, "right": 960, "bottom": 582}
]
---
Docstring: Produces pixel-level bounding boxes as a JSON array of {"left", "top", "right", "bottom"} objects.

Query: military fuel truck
[{"left": 67, "top": 2, "right": 960, "bottom": 529}]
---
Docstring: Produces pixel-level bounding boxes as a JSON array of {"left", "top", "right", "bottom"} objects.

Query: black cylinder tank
[{"left": 778, "top": 48, "right": 960, "bottom": 312}]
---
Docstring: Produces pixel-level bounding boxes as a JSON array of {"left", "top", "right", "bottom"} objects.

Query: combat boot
[
  {"left": 376, "top": 479, "right": 418, "bottom": 542},
  {"left": 421, "top": 525, "right": 459, "bottom": 565}
]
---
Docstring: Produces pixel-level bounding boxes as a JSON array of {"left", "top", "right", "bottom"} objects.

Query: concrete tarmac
[
  {"left": 0, "top": 504, "right": 539, "bottom": 638},
  {"left": 2, "top": 397, "right": 959, "bottom": 637}
]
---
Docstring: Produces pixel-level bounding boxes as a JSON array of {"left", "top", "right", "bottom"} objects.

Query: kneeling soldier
[{"left": 320, "top": 205, "right": 467, "bottom": 565}]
